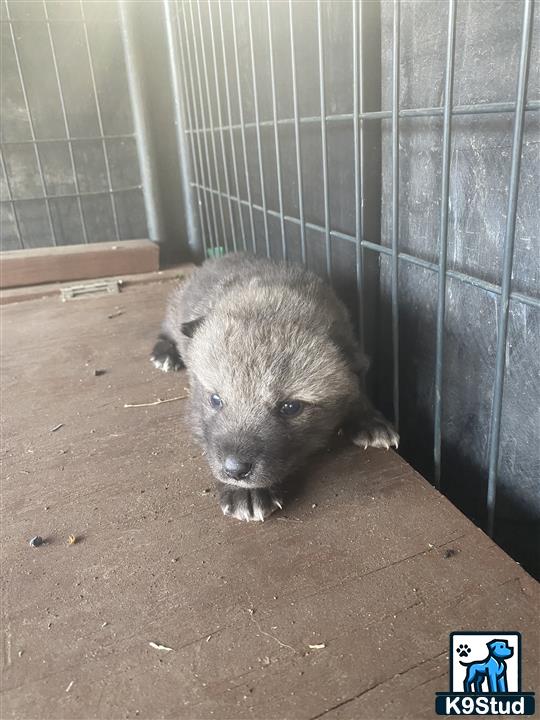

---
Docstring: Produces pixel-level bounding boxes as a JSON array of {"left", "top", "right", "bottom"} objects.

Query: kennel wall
[{"left": 170, "top": 0, "right": 539, "bottom": 575}]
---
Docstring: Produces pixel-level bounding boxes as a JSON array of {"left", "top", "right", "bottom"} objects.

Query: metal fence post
[
  {"left": 119, "top": 0, "right": 164, "bottom": 244},
  {"left": 162, "top": 0, "right": 203, "bottom": 261}
]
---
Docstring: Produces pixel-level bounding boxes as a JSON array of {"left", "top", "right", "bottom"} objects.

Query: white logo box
[{"left": 450, "top": 632, "right": 520, "bottom": 693}]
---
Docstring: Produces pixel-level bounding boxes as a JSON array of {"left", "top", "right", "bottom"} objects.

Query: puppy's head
[{"left": 183, "top": 310, "right": 359, "bottom": 489}]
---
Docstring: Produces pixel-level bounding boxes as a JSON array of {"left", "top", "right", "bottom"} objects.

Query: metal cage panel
[
  {"left": 0, "top": 0, "right": 148, "bottom": 249},
  {"left": 170, "top": 0, "right": 539, "bottom": 557}
]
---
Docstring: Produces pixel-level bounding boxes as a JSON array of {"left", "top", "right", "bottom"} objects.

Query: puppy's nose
[{"left": 223, "top": 456, "right": 253, "bottom": 479}]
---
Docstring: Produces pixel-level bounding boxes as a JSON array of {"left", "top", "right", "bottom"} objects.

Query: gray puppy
[{"left": 151, "top": 253, "right": 398, "bottom": 521}]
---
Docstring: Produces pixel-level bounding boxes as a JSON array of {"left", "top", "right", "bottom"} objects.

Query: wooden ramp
[{"left": 1, "top": 281, "right": 538, "bottom": 719}]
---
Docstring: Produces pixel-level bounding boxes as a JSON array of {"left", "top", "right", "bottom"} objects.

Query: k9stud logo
[{"left": 435, "top": 632, "right": 535, "bottom": 715}]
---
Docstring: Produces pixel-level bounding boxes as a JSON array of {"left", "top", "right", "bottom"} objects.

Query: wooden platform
[
  {"left": 1, "top": 281, "right": 538, "bottom": 719},
  {"left": 0, "top": 240, "right": 159, "bottom": 289}
]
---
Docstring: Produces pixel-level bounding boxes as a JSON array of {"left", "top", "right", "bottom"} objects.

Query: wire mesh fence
[
  {"left": 171, "top": 0, "right": 539, "bottom": 543},
  {"left": 0, "top": 0, "right": 147, "bottom": 250}
]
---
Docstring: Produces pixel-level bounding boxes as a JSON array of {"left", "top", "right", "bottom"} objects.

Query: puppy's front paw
[
  {"left": 353, "top": 415, "right": 399, "bottom": 450},
  {"left": 218, "top": 486, "right": 283, "bottom": 522},
  {"left": 150, "top": 335, "right": 184, "bottom": 372}
]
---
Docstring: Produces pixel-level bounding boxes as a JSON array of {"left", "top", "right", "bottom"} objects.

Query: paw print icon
[{"left": 457, "top": 643, "right": 471, "bottom": 658}]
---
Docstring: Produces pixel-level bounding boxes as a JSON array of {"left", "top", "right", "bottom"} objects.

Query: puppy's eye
[
  {"left": 279, "top": 400, "right": 303, "bottom": 418},
  {"left": 209, "top": 393, "right": 223, "bottom": 409}
]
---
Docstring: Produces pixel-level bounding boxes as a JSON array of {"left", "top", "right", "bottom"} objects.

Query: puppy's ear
[{"left": 181, "top": 316, "right": 205, "bottom": 339}]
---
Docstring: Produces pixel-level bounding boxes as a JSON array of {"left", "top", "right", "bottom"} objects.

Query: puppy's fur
[{"left": 151, "top": 253, "right": 398, "bottom": 521}]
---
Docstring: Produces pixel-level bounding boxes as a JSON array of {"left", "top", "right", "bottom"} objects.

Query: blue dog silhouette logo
[
  {"left": 460, "top": 638, "right": 513, "bottom": 693},
  {"left": 435, "top": 632, "right": 535, "bottom": 715}
]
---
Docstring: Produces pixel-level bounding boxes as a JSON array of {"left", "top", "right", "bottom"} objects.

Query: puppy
[{"left": 151, "top": 253, "right": 398, "bottom": 521}]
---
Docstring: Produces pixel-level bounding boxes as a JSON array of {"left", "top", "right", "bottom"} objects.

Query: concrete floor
[{"left": 1, "top": 280, "right": 538, "bottom": 719}]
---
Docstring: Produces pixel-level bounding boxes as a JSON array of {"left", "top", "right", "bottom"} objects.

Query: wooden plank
[
  {"left": 0, "top": 264, "right": 193, "bottom": 305},
  {"left": 0, "top": 239, "right": 159, "bottom": 289},
  {"left": 1, "top": 282, "right": 537, "bottom": 720}
]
